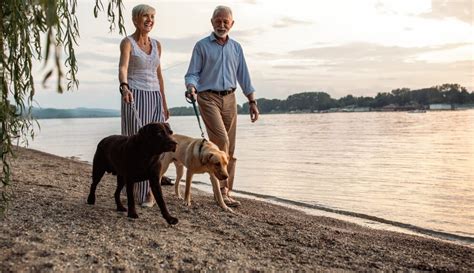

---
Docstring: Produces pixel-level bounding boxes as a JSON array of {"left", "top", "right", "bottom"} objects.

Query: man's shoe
[{"left": 223, "top": 195, "right": 241, "bottom": 207}]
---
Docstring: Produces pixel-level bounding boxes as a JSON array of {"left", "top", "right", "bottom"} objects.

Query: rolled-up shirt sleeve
[
  {"left": 237, "top": 45, "right": 255, "bottom": 96},
  {"left": 184, "top": 44, "right": 202, "bottom": 88}
]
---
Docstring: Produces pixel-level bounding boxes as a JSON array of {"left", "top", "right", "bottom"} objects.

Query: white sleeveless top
[{"left": 126, "top": 36, "right": 161, "bottom": 91}]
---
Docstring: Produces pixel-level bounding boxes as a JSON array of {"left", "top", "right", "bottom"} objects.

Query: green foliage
[
  {"left": 169, "top": 106, "right": 196, "bottom": 116},
  {"left": 93, "top": 0, "right": 126, "bottom": 35},
  {"left": 1, "top": 0, "right": 125, "bottom": 216},
  {"left": 239, "top": 84, "right": 474, "bottom": 114}
]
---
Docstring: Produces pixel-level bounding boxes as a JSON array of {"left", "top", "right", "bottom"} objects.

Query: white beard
[{"left": 214, "top": 30, "right": 228, "bottom": 38}]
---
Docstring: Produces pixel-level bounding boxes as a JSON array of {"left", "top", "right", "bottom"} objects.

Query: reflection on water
[{"left": 27, "top": 110, "right": 474, "bottom": 238}]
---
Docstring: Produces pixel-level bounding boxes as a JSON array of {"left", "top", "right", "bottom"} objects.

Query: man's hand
[
  {"left": 249, "top": 103, "right": 259, "bottom": 122},
  {"left": 185, "top": 85, "right": 197, "bottom": 102}
]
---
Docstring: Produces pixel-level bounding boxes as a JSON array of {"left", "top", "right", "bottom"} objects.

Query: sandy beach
[{"left": 1, "top": 147, "right": 473, "bottom": 271}]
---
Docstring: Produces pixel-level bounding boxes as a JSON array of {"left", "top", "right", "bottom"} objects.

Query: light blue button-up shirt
[{"left": 185, "top": 33, "right": 255, "bottom": 95}]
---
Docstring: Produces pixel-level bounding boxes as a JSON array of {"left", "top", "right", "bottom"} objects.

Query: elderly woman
[{"left": 118, "top": 4, "right": 169, "bottom": 207}]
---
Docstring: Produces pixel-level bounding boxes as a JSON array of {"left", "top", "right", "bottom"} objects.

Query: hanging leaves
[{"left": 0, "top": 0, "right": 126, "bottom": 216}]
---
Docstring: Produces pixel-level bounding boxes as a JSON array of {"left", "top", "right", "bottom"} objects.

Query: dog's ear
[
  {"left": 203, "top": 153, "right": 213, "bottom": 164},
  {"left": 136, "top": 123, "right": 150, "bottom": 142},
  {"left": 137, "top": 124, "right": 146, "bottom": 135},
  {"left": 139, "top": 123, "right": 164, "bottom": 144},
  {"left": 138, "top": 122, "right": 157, "bottom": 135},
  {"left": 163, "top": 122, "right": 173, "bottom": 135}
]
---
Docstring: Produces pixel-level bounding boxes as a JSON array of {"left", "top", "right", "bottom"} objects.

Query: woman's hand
[
  {"left": 122, "top": 87, "right": 133, "bottom": 104},
  {"left": 163, "top": 101, "right": 170, "bottom": 120}
]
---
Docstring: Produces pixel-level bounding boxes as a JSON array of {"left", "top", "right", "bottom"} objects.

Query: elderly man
[{"left": 185, "top": 5, "right": 259, "bottom": 207}]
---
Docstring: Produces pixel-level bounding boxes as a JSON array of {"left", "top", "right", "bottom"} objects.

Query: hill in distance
[{"left": 31, "top": 107, "right": 120, "bottom": 119}]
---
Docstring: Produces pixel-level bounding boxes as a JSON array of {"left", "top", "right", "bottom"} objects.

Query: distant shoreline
[
  {"left": 30, "top": 106, "right": 474, "bottom": 119},
  {"left": 29, "top": 84, "right": 474, "bottom": 118},
  {"left": 31, "top": 107, "right": 120, "bottom": 119}
]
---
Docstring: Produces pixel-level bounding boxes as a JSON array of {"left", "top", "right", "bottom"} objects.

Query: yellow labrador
[{"left": 159, "top": 134, "right": 233, "bottom": 212}]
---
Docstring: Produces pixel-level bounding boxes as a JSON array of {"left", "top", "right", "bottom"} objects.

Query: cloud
[
  {"left": 250, "top": 42, "right": 473, "bottom": 100},
  {"left": 272, "top": 43, "right": 472, "bottom": 82},
  {"left": 271, "top": 65, "right": 310, "bottom": 70},
  {"left": 272, "top": 17, "right": 313, "bottom": 28},
  {"left": 99, "top": 68, "right": 118, "bottom": 76},
  {"left": 422, "top": 0, "right": 473, "bottom": 24},
  {"left": 93, "top": 36, "right": 122, "bottom": 46},
  {"left": 231, "top": 28, "right": 264, "bottom": 43},
  {"left": 373, "top": 0, "right": 472, "bottom": 25},
  {"left": 254, "top": 52, "right": 283, "bottom": 59},
  {"left": 254, "top": 58, "right": 473, "bottom": 100},
  {"left": 160, "top": 34, "right": 205, "bottom": 53},
  {"left": 288, "top": 42, "right": 471, "bottom": 62},
  {"left": 76, "top": 52, "right": 117, "bottom": 64}
]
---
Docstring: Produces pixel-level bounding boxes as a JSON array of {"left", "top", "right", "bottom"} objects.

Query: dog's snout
[
  {"left": 169, "top": 140, "right": 178, "bottom": 152},
  {"left": 217, "top": 172, "right": 228, "bottom": 181}
]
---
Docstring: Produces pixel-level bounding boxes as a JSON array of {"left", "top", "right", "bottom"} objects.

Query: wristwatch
[{"left": 119, "top": 82, "right": 129, "bottom": 95}]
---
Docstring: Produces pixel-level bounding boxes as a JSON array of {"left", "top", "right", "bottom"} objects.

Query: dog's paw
[
  {"left": 86, "top": 195, "right": 95, "bottom": 205},
  {"left": 184, "top": 200, "right": 192, "bottom": 207},
  {"left": 127, "top": 212, "right": 139, "bottom": 219},
  {"left": 166, "top": 216, "right": 179, "bottom": 225},
  {"left": 224, "top": 207, "right": 234, "bottom": 214}
]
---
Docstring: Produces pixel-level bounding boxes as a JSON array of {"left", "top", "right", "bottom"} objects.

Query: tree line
[
  {"left": 170, "top": 83, "right": 473, "bottom": 115},
  {"left": 170, "top": 83, "right": 474, "bottom": 116},
  {"left": 239, "top": 83, "right": 473, "bottom": 114}
]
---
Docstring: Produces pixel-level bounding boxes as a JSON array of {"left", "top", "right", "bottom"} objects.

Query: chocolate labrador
[{"left": 87, "top": 122, "right": 178, "bottom": 225}]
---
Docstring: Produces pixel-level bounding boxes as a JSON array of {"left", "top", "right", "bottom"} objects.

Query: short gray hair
[
  {"left": 212, "top": 5, "right": 232, "bottom": 18},
  {"left": 132, "top": 4, "right": 155, "bottom": 19}
]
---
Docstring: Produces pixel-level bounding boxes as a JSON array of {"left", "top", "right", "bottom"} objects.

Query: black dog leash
[{"left": 185, "top": 91, "right": 206, "bottom": 139}]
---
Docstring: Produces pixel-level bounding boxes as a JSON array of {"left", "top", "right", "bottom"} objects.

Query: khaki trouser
[{"left": 197, "top": 91, "right": 237, "bottom": 192}]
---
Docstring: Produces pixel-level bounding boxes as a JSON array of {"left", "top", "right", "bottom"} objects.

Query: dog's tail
[{"left": 87, "top": 143, "right": 107, "bottom": 205}]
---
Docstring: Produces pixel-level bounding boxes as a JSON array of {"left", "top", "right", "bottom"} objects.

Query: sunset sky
[{"left": 32, "top": 0, "right": 473, "bottom": 109}]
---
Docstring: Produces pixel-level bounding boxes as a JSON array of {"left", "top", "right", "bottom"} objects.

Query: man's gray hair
[
  {"left": 212, "top": 5, "right": 232, "bottom": 18},
  {"left": 132, "top": 4, "right": 155, "bottom": 19}
]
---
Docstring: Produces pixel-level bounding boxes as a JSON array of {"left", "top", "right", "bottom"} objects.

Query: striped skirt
[{"left": 121, "top": 88, "right": 165, "bottom": 203}]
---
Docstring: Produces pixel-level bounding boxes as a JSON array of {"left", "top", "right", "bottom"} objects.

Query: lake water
[{"left": 25, "top": 111, "right": 474, "bottom": 243}]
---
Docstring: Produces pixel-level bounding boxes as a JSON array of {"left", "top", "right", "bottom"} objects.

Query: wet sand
[{"left": 1, "top": 147, "right": 473, "bottom": 271}]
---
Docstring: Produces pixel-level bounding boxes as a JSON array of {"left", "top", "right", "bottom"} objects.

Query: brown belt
[{"left": 202, "top": 89, "right": 236, "bottom": 96}]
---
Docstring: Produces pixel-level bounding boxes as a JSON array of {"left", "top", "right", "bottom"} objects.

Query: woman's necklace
[
  {"left": 138, "top": 41, "right": 150, "bottom": 52},
  {"left": 135, "top": 35, "right": 151, "bottom": 54}
]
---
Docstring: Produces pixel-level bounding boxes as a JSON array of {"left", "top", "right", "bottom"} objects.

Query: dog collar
[{"left": 198, "top": 138, "right": 207, "bottom": 162}]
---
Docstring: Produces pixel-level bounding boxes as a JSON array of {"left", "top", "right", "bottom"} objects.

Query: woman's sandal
[{"left": 140, "top": 192, "right": 156, "bottom": 208}]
